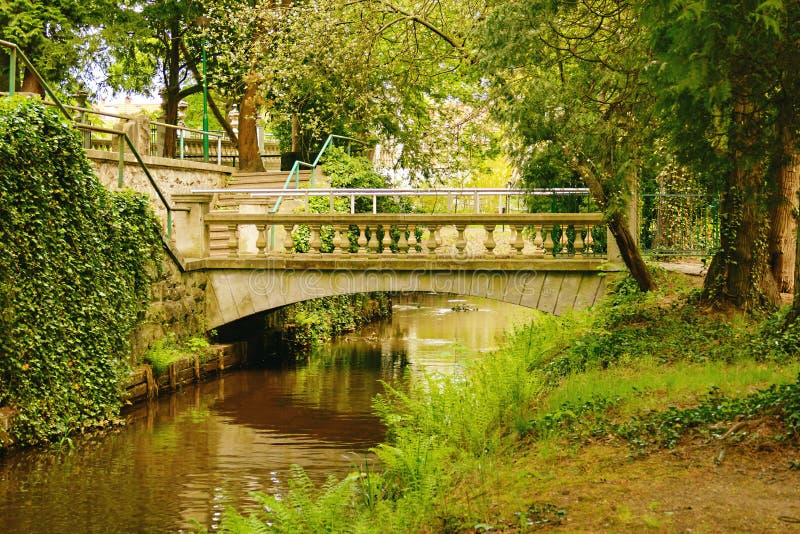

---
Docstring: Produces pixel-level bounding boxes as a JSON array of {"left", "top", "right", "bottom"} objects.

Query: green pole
[
  {"left": 118, "top": 135, "right": 125, "bottom": 186},
  {"left": 8, "top": 48, "right": 16, "bottom": 95},
  {"left": 202, "top": 34, "right": 209, "bottom": 162}
]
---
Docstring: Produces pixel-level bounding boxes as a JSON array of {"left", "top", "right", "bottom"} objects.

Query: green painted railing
[
  {"left": 273, "top": 134, "right": 371, "bottom": 213},
  {"left": 0, "top": 39, "right": 176, "bottom": 239}
]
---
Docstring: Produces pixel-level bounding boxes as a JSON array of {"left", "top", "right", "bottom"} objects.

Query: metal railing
[
  {"left": 0, "top": 39, "right": 175, "bottom": 239},
  {"left": 275, "top": 134, "right": 372, "bottom": 213},
  {"left": 642, "top": 192, "right": 719, "bottom": 257},
  {"left": 192, "top": 186, "right": 591, "bottom": 215}
]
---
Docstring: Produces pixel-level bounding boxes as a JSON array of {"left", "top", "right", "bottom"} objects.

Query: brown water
[{"left": 0, "top": 294, "right": 537, "bottom": 533}]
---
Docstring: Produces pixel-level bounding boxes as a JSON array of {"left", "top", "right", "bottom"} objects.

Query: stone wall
[
  {"left": 130, "top": 249, "right": 208, "bottom": 362},
  {"left": 87, "top": 149, "right": 232, "bottom": 233}
]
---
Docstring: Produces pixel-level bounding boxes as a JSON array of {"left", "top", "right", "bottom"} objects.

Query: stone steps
[{"left": 208, "top": 170, "right": 312, "bottom": 256}]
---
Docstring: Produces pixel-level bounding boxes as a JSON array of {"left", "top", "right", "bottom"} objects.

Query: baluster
[
  {"left": 407, "top": 225, "right": 418, "bottom": 254},
  {"left": 283, "top": 224, "right": 295, "bottom": 254},
  {"left": 543, "top": 225, "right": 555, "bottom": 258},
  {"left": 333, "top": 224, "right": 348, "bottom": 254},
  {"left": 381, "top": 225, "right": 393, "bottom": 255},
  {"left": 426, "top": 226, "right": 438, "bottom": 255},
  {"left": 357, "top": 226, "right": 368, "bottom": 254},
  {"left": 512, "top": 225, "right": 525, "bottom": 256},
  {"left": 573, "top": 225, "right": 585, "bottom": 256},
  {"left": 483, "top": 224, "right": 496, "bottom": 257},
  {"left": 533, "top": 225, "right": 544, "bottom": 254},
  {"left": 309, "top": 224, "right": 322, "bottom": 254},
  {"left": 585, "top": 225, "right": 594, "bottom": 254},
  {"left": 227, "top": 224, "right": 238, "bottom": 257},
  {"left": 367, "top": 226, "right": 379, "bottom": 253},
  {"left": 559, "top": 225, "right": 569, "bottom": 256},
  {"left": 397, "top": 225, "right": 409, "bottom": 253},
  {"left": 455, "top": 224, "right": 467, "bottom": 256},
  {"left": 256, "top": 224, "right": 267, "bottom": 256}
]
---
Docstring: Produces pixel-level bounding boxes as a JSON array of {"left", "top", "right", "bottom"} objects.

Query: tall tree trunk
[
  {"left": 788, "top": 190, "right": 800, "bottom": 324},
  {"left": 702, "top": 95, "right": 780, "bottom": 309},
  {"left": 237, "top": 81, "right": 265, "bottom": 172},
  {"left": 768, "top": 129, "right": 800, "bottom": 293},
  {"left": 160, "top": 20, "right": 182, "bottom": 159},
  {"left": 161, "top": 87, "right": 179, "bottom": 159},
  {"left": 291, "top": 114, "right": 301, "bottom": 154},
  {"left": 20, "top": 70, "right": 43, "bottom": 96},
  {"left": 572, "top": 159, "right": 656, "bottom": 292}
]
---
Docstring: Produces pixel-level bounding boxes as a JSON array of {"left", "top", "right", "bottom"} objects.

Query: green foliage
[
  {"left": 143, "top": 333, "right": 209, "bottom": 375},
  {"left": 278, "top": 293, "right": 392, "bottom": 358},
  {"left": 291, "top": 148, "right": 414, "bottom": 254},
  {"left": 227, "top": 302, "right": 544, "bottom": 532},
  {"left": 617, "top": 378, "right": 800, "bottom": 451},
  {"left": 222, "top": 268, "right": 800, "bottom": 532},
  {"left": 223, "top": 466, "right": 363, "bottom": 534},
  {"left": 0, "top": 97, "right": 162, "bottom": 447},
  {"left": 0, "top": 0, "right": 115, "bottom": 91}
]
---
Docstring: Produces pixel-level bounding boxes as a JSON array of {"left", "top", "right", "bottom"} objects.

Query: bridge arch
[{"left": 202, "top": 266, "right": 609, "bottom": 330}]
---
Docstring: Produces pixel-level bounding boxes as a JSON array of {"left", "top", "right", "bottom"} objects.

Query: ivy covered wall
[{"left": 0, "top": 97, "right": 162, "bottom": 449}]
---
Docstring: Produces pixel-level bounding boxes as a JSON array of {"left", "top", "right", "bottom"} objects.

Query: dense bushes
[{"left": 0, "top": 98, "right": 162, "bottom": 448}]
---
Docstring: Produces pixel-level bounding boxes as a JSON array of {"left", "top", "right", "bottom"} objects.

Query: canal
[{"left": 0, "top": 294, "right": 537, "bottom": 532}]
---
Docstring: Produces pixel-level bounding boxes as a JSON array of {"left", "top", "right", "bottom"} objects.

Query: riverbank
[
  {"left": 0, "top": 294, "right": 527, "bottom": 532},
  {"left": 219, "top": 267, "right": 800, "bottom": 532}
]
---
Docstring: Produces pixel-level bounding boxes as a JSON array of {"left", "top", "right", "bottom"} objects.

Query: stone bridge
[{"left": 169, "top": 198, "right": 622, "bottom": 330}]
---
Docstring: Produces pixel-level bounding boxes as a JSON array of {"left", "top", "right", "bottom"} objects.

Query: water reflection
[{"left": 0, "top": 294, "right": 537, "bottom": 533}]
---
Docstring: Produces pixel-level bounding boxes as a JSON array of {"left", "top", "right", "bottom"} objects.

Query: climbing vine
[{"left": 0, "top": 97, "right": 162, "bottom": 448}]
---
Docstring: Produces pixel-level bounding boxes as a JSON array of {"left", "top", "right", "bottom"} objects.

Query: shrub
[{"left": 0, "top": 97, "right": 162, "bottom": 447}]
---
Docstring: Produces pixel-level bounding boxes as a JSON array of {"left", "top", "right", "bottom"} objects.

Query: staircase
[{"left": 208, "top": 170, "right": 313, "bottom": 256}]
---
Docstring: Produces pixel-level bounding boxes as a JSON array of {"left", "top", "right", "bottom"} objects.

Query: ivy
[{"left": 0, "top": 97, "right": 162, "bottom": 448}]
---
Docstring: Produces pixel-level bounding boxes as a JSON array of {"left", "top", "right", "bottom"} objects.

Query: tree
[
  {"left": 479, "top": 0, "right": 656, "bottom": 291},
  {"left": 104, "top": 0, "right": 206, "bottom": 158},
  {"left": 245, "top": 0, "right": 494, "bottom": 173},
  {"left": 0, "top": 0, "right": 114, "bottom": 94},
  {"left": 642, "top": 0, "right": 800, "bottom": 310}
]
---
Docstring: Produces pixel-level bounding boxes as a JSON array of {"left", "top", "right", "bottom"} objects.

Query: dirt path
[{"left": 500, "top": 431, "right": 800, "bottom": 532}]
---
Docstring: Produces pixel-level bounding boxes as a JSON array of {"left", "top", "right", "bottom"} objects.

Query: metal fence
[{"left": 641, "top": 193, "right": 719, "bottom": 257}]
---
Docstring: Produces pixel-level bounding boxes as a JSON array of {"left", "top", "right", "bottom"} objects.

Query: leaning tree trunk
[
  {"left": 237, "top": 81, "right": 265, "bottom": 172},
  {"left": 573, "top": 160, "right": 656, "bottom": 292},
  {"left": 702, "top": 96, "right": 781, "bottom": 310}
]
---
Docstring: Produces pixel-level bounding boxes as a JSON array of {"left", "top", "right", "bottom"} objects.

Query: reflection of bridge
[{"left": 170, "top": 195, "right": 622, "bottom": 329}]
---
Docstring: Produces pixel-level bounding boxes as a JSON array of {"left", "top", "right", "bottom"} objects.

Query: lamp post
[{"left": 196, "top": 16, "right": 211, "bottom": 162}]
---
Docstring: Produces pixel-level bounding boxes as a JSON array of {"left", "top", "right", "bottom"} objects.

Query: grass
[
  {"left": 142, "top": 333, "right": 209, "bottom": 375},
  {"left": 541, "top": 359, "right": 800, "bottom": 418}
]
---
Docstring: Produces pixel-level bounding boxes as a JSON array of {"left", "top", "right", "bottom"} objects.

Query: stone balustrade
[{"left": 197, "top": 213, "right": 606, "bottom": 260}]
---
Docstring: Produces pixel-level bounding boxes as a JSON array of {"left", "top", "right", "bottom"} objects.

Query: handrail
[
  {"left": 0, "top": 39, "right": 71, "bottom": 119},
  {"left": 194, "top": 186, "right": 590, "bottom": 214},
  {"left": 63, "top": 103, "right": 227, "bottom": 140},
  {"left": 0, "top": 39, "right": 174, "bottom": 239},
  {"left": 274, "top": 134, "right": 372, "bottom": 213},
  {"left": 268, "top": 134, "right": 372, "bottom": 248}
]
